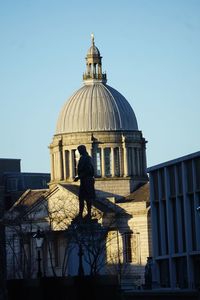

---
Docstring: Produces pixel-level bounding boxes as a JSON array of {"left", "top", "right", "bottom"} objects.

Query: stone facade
[
  {"left": 5, "top": 182, "right": 150, "bottom": 287},
  {"left": 49, "top": 130, "right": 147, "bottom": 190}
]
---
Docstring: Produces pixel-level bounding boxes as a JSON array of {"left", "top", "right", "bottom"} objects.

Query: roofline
[
  {"left": 147, "top": 151, "right": 200, "bottom": 172},
  {"left": 0, "top": 158, "right": 21, "bottom": 161},
  {"left": 3, "top": 172, "right": 50, "bottom": 176},
  {"left": 54, "top": 129, "right": 142, "bottom": 137}
]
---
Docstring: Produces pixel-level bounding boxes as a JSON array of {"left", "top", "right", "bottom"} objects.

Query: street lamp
[{"left": 33, "top": 229, "right": 44, "bottom": 278}]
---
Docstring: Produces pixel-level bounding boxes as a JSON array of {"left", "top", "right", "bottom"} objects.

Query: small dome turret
[
  {"left": 87, "top": 33, "right": 100, "bottom": 56},
  {"left": 83, "top": 33, "right": 107, "bottom": 84}
]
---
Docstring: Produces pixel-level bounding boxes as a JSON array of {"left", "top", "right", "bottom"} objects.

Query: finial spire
[{"left": 91, "top": 33, "right": 95, "bottom": 46}]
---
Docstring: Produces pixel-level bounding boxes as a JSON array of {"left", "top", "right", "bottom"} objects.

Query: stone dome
[
  {"left": 51, "top": 36, "right": 147, "bottom": 190},
  {"left": 87, "top": 44, "right": 100, "bottom": 56},
  {"left": 56, "top": 35, "right": 138, "bottom": 134},
  {"left": 56, "top": 83, "right": 138, "bottom": 134}
]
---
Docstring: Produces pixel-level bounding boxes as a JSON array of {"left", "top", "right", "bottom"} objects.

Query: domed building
[
  {"left": 50, "top": 35, "right": 148, "bottom": 197},
  {"left": 5, "top": 36, "right": 151, "bottom": 289}
]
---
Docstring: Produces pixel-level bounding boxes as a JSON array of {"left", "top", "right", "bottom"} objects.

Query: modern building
[
  {"left": 148, "top": 151, "right": 200, "bottom": 289},
  {"left": 0, "top": 159, "right": 50, "bottom": 298},
  {"left": 0, "top": 158, "right": 50, "bottom": 210},
  {"left": 5, "top": 36, "right": 151, "bottom": 288}
]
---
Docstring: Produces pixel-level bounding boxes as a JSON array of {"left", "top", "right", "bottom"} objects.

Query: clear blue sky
[{"left": 1, "top": 0, "right": 200, "bottom": 173}]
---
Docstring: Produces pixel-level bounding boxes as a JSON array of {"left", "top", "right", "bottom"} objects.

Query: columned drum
[{"left": 49, "top": 36, "right": 148, "bottom": 195}]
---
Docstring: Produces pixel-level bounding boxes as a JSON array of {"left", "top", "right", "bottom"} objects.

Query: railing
[{"left": 83, "top": 73, "right": 107, "bottom": 80}]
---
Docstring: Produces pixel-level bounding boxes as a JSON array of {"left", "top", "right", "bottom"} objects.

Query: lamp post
[
  {"left": 73, "top": 223, "right": 85, "bottom": 277},
  {"left": 33, "top": 229, "right": 44, "bottom": 278},
  {"left": 116, "top": 230, "right": 122, "bottom": 285},
  {"left": 78, "top": 244, "right": 84, "bottom": 277}
]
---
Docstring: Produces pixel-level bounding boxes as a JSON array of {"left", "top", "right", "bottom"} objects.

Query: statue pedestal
[{"left": 71, "top": 215, "right": 99, "bottom": 226}]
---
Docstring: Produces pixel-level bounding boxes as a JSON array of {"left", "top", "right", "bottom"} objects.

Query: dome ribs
[{"left": 56, "top": 83, "right": 138, "bottom": 134}]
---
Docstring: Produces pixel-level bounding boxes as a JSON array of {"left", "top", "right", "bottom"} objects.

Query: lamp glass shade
[
  {"left": 35, "top": 237, "right": 44, "bottom": 248},
  {"left": 33, "top": 230, "right": 44, "bottom": 248}
]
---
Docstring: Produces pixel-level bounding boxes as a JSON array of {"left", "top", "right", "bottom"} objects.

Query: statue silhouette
[{"left": 74, "top": 145, "right": 95, "bottom": 219}]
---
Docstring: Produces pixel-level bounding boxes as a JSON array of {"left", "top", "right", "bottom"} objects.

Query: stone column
[
  {"left": 50, "top": 153, "right": 55, "bottom": 181},
  {"left": 59, "top": 149, "right": 64, "bottom": 180},
  {"left": 110, "top": 147, "right": 115, "bottom": 177},
  {"left": 111, "top": 147, "right": 115, "bottom": 177},
  {"left": 137, "top": 148, "right": 141, "bottom": 176},
  {"left": 143, "top": 146, "right": 147, "bottom": 175},
  {"left": 63, "top": 149, "right": 66, "bottom": 180},
  {"left": 54, "top": 152, "right": 58, "bottom": 180},
  {"left": 123, "top": 146, "right": 129, "bottom": 177},
  {"left": 69, "top": 150, "right": 74, "bottom": 179},
  {"left": 119, "top": 147, "right": 123, "bottom": 177},
  {"left": 87, "top": 63, "right": 90, "bottom": 75}
]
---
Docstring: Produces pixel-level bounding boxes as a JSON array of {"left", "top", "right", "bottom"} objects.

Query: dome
[
  {"left": 87, "top": 33, "right": 100, "bottom": 56},
  {"left": 87, "top": 45, "right": 100, "bottom": 56},
  {"left": 56, "top": 83, "right": 138, "bottom": 134}
]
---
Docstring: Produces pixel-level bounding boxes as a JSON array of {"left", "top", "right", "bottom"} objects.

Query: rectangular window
[
  {"left": 104, "top": 148, "right": 111, "bottom": 177},
  {"left": 6, "top": 178, "right": 18, "bottom": 192},
  {"left": 154, "top": 202, "right": 161, "bottom": 255},
  {"left": 177, "top": 164, "right": 183, "bottom": 195},
  {"left": 139, "top": 148, "right": 144, "bottom": 176},
  {"left": 127, "top": 147, "right": 132, "bottom": 175},
  {"left": 162, "top": 201, "right": 169, "bottom": 254},
  {"left": 65, "top": 150, "right": 70, "bottom": 178},
  {"left": 92, "top": 148, "right": 101, "bottom": 177},
  {"left": 160, "top": 169, "right": 166, "bottom": 199},
  {"left": 114, "top": 147, "right": 120, "bottom": 176},
  {"left": 171, "top": 198, "right": 178, "bottom": 253},
  {"left": 152, "top": 171, "right": 159, "bottom": 201},
  {"left": 96, "top": 149, "right": 101, "bottom": 176},
  {"left": 179, "top": 196, "right": 186, "bottom": 252},
  {"left": 194, "top": 158, "right": 200, "bottom": 190},
  {"left": 186, "top": 160, "right": 193, "bottom": 193},
  {"left": 134, "top": 148, "right": 139, "bottom": 176},
  {"left": 124, "top": 233, "right": 132, "bottom": 263},
  {"left": 189, "top": 194, "right": 196, "bottom": 251},
  {"left": 168, "top": 166, "right": 176, "bottom": 196}
]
